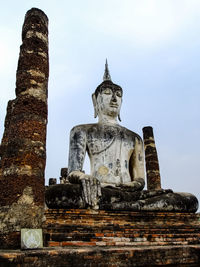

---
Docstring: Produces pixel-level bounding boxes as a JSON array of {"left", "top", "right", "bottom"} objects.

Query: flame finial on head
[{"left": 103, "top": 59, "right": 112, "bottom": 81}]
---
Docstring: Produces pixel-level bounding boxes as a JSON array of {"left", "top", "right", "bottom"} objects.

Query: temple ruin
[{"left": 0, "top": 8, "right": 200, "bottom": 267}]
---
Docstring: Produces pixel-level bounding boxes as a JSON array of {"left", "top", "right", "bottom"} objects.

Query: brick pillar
[
  {"left": 142, "top": 126, "right": 161, "bottom": 190},
  {"left": 0, "top": 8, "right": 49, "bottom": 248}
]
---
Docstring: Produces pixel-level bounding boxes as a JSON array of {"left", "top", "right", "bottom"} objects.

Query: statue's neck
[{"left": 98, "top": 114, "right": 118, "bottom": 125}]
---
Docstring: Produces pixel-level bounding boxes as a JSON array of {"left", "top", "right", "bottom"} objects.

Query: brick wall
[{"left": 44, "top": 209, "right": 200, "bottom": 247}]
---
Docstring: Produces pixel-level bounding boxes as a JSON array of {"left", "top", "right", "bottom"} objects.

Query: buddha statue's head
[{"left": 92, "top": 61, "right": 123, "bottom": 122}]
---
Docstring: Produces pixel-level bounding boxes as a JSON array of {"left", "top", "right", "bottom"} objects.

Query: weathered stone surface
[
  {"left": 49, "top": 178, "right": 57, "bottom": 186},
  {"left": 68, "top": 123, "right": 144, "bottom": 186},
  {"left": 60, "top": 167, "right": 69, "bottom": 184},
  {"left": 67, "top": 63, "right": 145, "bottom": 209},
  {"left": 0, "top": 187, "right": 45, "bottom": 249},
  {"left": 45, "top": 184, "right": 84, "bottom": 209},
  {"left": 60, "top": 168, "right": 68, "bottom": 178},
  {"left": 45, "top": 184, "right": 198, "bottom": 212},
  {"left": 0, "top": 7, "right": 48, "bottom": 206},
  {"left": 16, "top": 8, "right": 49, "bottom": 97},
  {"left": 143, "top": 126, "right": 161, "bottom": 190},
  {"left": 0, "top": 8, "right": 49, "bottom": 249}
]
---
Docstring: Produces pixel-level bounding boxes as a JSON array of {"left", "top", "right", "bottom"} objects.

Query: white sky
[{"left": 0, "top": 1, "right": 200, "bottom": 204}]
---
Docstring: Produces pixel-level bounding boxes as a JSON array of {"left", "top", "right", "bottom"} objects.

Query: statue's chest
[{"left": 86, "top": 126, "right": 134, "bottom": 156}]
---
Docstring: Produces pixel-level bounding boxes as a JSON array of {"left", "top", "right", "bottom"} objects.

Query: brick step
[
  {"left": 46, "top": 232, "right": 200, "bottom": 241},
  {"left": 44, "top": 209, "right": 200, "bottom": 247},
  {"left": 1, "top": 245, "right": 200, "bottom": 266},
  {"left": 45, "top": 219, "right": 200, "bottom": 227},
  {"left": 45, "top": 224, "right": 200, "bottom": 232},
  {"left": 45, "top": 214, "right": 200, "bottom": 229},
  {"left": 45, "top": 232, "right": 200, "bottom": 247},
  {"left": 47, "top": 238, "right": 197, "bottom": 248},
  {"left": 45, "top": 209, "right": 200, "bottom": 221}
]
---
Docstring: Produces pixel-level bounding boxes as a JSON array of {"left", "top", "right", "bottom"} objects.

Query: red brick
[
  {"left": 48, "top": 241, "right": 60, "bottom": 247},
  {"left": 95, "top": 233, "right": 104, "bottom": 237}
]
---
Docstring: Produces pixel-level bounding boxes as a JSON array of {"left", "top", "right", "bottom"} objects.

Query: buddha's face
[{"left": 96, "top": 87, "right": 122, "bottom": 119}]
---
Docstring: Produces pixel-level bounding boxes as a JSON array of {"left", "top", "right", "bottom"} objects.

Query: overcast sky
[{"left": 0, "top": 1, "right": 200, "bottom": 203}]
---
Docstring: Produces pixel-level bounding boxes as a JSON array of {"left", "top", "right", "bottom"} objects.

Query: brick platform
[
  {"left": 1, "top": 210, "right": 200, "bottom": 266},
  {"left": 44, "top": 209, "right": 200, "bottom": 247},
  {"left": 1, "top": 245, "right": 200, "bottom": 266}
]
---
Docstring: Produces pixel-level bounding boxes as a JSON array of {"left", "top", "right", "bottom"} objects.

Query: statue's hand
[
  {"left": 117, "top": 178, "right": 145, "bottom": 192},
  {"left": 68, "top": 170, "right": 85, "bottom": 184},
  {"left": 80, "top": 175, "right": 102, "bottom": 209},
  {"left": 68, "top": 171, "right": 101, "bottom": 209}
]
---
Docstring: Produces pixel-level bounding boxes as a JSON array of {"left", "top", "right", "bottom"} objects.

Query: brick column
[
  {"left": 0, "top": 8, "right": 49, "bottom": 248},
  {"left": 142, "top": 126, "right": 161, "bottom": 190}
]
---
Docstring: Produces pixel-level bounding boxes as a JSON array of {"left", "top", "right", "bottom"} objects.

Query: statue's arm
[
  {"left": 67, "top": 126, "right": 101, "bottom": 209},
  {"left": 133, "top": 136, "right": 145, "bottom": 182},
  {"left": 68, "top": 126, "right": 87, "bottom": 175},
  {"left": 125, "top": 136, "right": 145, "bottom": 191}
]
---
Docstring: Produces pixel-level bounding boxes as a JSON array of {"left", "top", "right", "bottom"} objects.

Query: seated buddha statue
[{"left": 45, "top": 61, "right": 198, "bottom": 212}]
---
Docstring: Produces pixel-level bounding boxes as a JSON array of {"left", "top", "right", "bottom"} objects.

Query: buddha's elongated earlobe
[
  {"left": 118, "top": 99, "right": 122, "bottom": 121},
  {"left": 92, "top": 93, "right": 98, "bottom": 118}
]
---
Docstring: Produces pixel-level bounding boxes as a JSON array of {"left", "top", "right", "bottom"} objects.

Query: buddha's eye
[
  {"left": 116, "top": 90, "right": 122, "bottom": 97},
  {"left": 102, "top": 88, "right": 112, "bottom": 95}
]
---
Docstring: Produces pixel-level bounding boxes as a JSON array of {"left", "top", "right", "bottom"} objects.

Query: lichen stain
[
  {"left": 98, "top": 166, "right": 109, "bottom": 175},
  {"left": 17, "top": 186, "right": 34, "bottom": 205}
]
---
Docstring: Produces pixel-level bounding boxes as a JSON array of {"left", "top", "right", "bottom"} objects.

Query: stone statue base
[{"left": 45, "top": 184, "right": 198, "bottom": 212}]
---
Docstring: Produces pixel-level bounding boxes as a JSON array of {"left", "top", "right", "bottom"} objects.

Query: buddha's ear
[
  {"left": 92, "top": 93, "right": 98, "bottom": 118},
  {"left": 118, "top": 100, "right": 122, "bottom": 121}
]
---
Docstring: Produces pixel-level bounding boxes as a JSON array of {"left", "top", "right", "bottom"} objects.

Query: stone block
[{"left": 21, "top": 229, "right": 43, "bottom": 249}]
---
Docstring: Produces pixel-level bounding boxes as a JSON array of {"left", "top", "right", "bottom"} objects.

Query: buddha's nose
[{"left": 111, "top": 93, "right": 117, "bottom": 102}]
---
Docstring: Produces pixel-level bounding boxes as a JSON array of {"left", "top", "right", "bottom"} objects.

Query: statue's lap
[{"left": 45, "top": 183, "right": 198, "bottom": 213}]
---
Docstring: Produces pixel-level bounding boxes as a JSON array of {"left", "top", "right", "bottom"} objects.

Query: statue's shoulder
[
  {"left": 70, "top": 123, "right": 98, "bottom": 133},
  {"left": 119, "top": 125, "right": 143, "bottom": 141}
]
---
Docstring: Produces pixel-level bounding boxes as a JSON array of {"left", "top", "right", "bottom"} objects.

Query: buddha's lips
[{"left": 110, "top": 104, "right": 118, "bottom": 107}]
